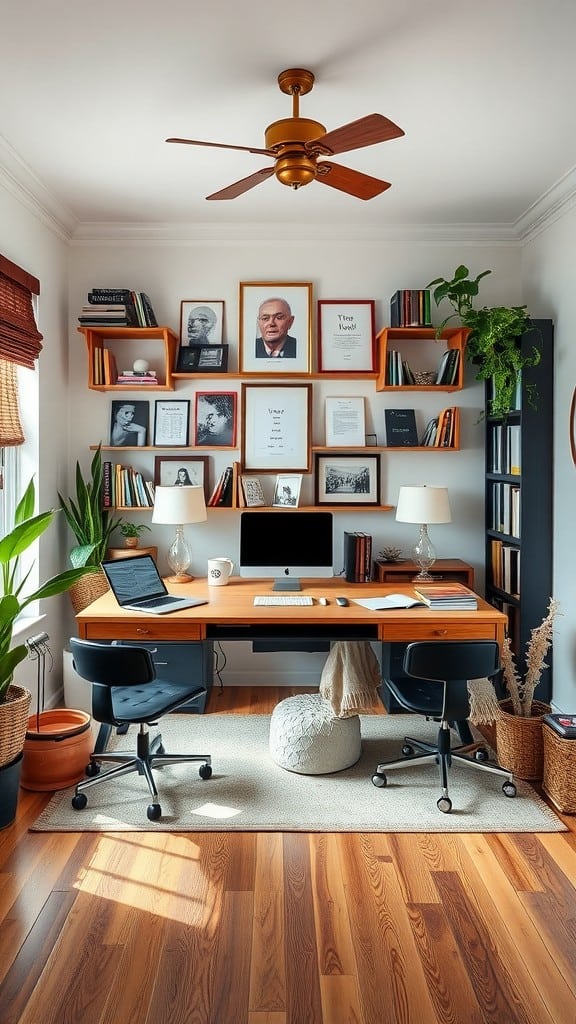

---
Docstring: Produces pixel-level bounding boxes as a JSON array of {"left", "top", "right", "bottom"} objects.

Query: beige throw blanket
[{"left": 320, "top": 641, "right": 382, "bottom": 718}]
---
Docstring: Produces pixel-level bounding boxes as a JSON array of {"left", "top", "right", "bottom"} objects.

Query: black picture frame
[
  {"left": 109, "top": 400, "right": 149, "bottom": 447},
  {"left": 314, "top": 452, "right": 381, "bottom": 506},
  {"left": 175, "top": 344, "right": 229, "bottom": 373}
]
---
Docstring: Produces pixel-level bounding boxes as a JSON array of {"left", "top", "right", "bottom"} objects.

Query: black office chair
[
  {"left": 69, "top": 637, "right": 212, "bottom": 821},
  {"left": 372, "top": 640, "right": 516, "bottom": 813}
]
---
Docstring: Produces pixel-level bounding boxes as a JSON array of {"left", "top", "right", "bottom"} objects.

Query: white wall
[
  {"left": 523, "top": 209, "right": 576, "bottom": 711},
  {"left": 66, "top": 235, "right": 523, "bottom": 685}
]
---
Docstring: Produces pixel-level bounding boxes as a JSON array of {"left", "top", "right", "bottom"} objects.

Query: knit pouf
[{"left": 269, "top": 693, "right": 362, "bottom": 775}]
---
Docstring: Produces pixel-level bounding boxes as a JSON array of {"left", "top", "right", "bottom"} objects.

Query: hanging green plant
[{"left": 427, "top": 265, "right": 541, "bottom": 418}]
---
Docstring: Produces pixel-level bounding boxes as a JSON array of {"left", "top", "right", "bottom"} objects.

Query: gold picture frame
[{"left": 239, "top": 281, "right": 312, "bottom": 374}]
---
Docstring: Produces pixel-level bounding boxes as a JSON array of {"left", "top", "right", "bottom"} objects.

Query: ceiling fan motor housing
[{"left": 265, "top": 117, "right": 326, "bottom": 188}]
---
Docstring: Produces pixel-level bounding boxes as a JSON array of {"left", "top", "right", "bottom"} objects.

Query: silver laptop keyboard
[{"left": 253, "top": 595, "right": 314, "bottom": 607}]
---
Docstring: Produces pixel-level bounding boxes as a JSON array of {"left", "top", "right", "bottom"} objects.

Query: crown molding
[
  {"left": 514, "top": 164, "right": 576, "bottom": 243},
  {"left": 0, "top": 135, "right": 77, "bottom": 240}
]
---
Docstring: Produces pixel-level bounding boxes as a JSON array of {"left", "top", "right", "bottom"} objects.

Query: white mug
[{"left": 207, "top": 557, "right": 234, "bottom": 586}]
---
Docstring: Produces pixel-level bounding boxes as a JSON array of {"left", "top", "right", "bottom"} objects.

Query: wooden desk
[{"left": 76, "top": 577, "right": 505, "bottom": 648}]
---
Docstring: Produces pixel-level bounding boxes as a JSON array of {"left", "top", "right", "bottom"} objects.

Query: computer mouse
[
  {"left": 318, "top": 597, "right": 329, "bottom": 606},
  {"left": 336, "top": 596, "right": 349, "bottom": 607}
]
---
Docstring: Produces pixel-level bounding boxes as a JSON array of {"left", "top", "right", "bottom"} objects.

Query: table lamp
[
  {"left": 151, "top": 485, "right": 207, "bottom": 583},
  {"left": 395, "top": 485, "right": 452, "bottom": 581}
]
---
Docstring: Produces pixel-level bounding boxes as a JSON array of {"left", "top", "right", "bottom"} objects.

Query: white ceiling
[{"left": 2, "top": 0, "right": 576, "bottom": 237}]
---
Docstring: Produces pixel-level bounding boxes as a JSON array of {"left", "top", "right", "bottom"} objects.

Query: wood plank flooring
[{"left": 1, "top": 686, "right": 575, "bottom": 1024}]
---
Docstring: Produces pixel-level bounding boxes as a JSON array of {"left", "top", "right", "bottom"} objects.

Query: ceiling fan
[{"left": 166, "top": 68, "right": 404, "bottom": 201}]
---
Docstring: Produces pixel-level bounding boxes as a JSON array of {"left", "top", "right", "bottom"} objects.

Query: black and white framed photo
[
  {"left": 153, "top": 399, "right": 190, "bottom": 446},
  {"left": 154, "top": 455, "right": 209, "bottom": 499},
  {"left": 239, "top": 281, "right": 312, "bottom": 374},
  {"left": 240, "top": 476, "right": 266, "bottom": 507},
  {"left": 242, "top": 383, "right": 312, "bottom": 473},
  {"left": 272, "top": 474, "right": 302, "bottom": 507},
  {"left": 175, "top": 344, "right": 229, "bottom": 373},
  {"left": 194, "top": 391, "right": 237, "bottom": 447},
  {"left": 314, "top": 452, "right": 381, "bottom": 506},
  {"left": 109, "top": 400, "right": 149, "bottom": 447},
  {"left": 179, "top": 300, "right": 224, "bottom": 347},
  {"left": 318, "top": 300, "right": 376, "bottom": 372},
  {"left": 325, "top": 396, "right": 366, "bottom": 447}
]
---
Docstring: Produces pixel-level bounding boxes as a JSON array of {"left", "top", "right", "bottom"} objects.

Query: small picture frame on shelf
[
  {"left": 314, "top": 452, "right": 380, "bottom": 506},
  {"left": 109, "top": 400, "right": 149, "bottom": 447},
  {"left": 153, "top": 399, "right": 190, "bottom": 447},
  {"left": 239, "top": 281, "right": 312, "bottom": 374},
  {"left": 272, "top": 474, "right": 302, "bottom": 507},
  {"left": 325, "top": 396, "right": 366, "bottom": 447},
  {"left": 318, "top": 300, "right": 376, "bottom": 372},
  {"left": 194, "top": 391, "right": 237, "bottom": 447},
  {"left": 240, "top": 476, "right": 266, "bottom": 507},
  {"left": 175, "top": 344, "right": 229, "bottom": 373},
  {"left": 179, "top": 301, "right": 224, "bottom": 347},
  {"left": 154, "top": 455, "right": 209, "bottom": 499}
]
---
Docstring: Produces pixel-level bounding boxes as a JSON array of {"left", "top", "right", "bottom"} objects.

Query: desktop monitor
[{"left": 239, "top": 510, "right": 334, "bottom": 591}]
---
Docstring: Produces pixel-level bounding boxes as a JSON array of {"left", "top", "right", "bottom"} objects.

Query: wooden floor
[{"left": 1, "top": 686, "right": 575, "bottom": 1024}]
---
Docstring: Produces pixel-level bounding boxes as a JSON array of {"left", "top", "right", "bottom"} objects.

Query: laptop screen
[{"left": 101, "top": 555, "right": 168, "bottom": 606}]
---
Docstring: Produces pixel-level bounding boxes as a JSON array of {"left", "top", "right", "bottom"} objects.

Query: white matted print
[
  {"left": 239, "top": 282, "right": 312, "bottom": 374},
  {"left": 272, "top": 475, "right": 302, "bottom": 507}
]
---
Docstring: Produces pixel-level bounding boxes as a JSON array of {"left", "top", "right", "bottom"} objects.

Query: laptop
[{"left": 101, "top": 554, "right": 208, "bottom": 615}]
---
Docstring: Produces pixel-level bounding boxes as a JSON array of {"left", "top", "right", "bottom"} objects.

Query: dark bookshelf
[{"left": 484, "top": 319, "right": 554, "bottom": 702}]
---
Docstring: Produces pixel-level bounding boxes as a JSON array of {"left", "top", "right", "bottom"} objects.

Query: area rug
[{"left": 30, "top": 713, "right": 565, "bottom": 834}]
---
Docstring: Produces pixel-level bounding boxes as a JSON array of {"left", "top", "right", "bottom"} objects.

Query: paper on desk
[{"left": 353, "top": 594, "right": 425, "bottom": 610}]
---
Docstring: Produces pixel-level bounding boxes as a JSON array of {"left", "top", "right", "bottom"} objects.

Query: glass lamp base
[
  {"left": 165, "top": 572, "right": 194, "bottom": 584},
  {"left": 412, "top": 569, "right": 435, "bottom": 582}
]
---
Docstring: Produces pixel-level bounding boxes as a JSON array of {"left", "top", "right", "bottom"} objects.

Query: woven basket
[
  {"left": 68, "top": 569, "right": 109, "bottom": 614},
  {"left": 0, "top": 684, "right": 32, "bottom": 768},
  {"left": 543, "top": 725, "right": 576, "bottom": 813},
  {"left": 413, "top": 370, "right": 437, "bottom": 385},
  {"left": 495, "top": 699, "right": 551, "bottom": 780}
]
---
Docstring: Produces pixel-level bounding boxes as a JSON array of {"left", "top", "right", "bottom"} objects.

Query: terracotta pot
[
  {"left": 21, "top": 709, "right": 93, "bottom": 791},
  {"left": 124, "top": 537, "right": 139, "bottom": 548},
  {"left": 495, "top": 699, "right": 552, "bottom": 781}
]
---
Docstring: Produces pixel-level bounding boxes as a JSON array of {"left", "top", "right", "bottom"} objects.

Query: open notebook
[{"left": 101, "top": 554, "right": 208, "bottom": 614}]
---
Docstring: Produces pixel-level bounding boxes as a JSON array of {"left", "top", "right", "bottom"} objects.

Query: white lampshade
[
  {"left": 152, "top": 486, "right": 207, "bottom": 525},
  {"left": 395, "top": 485, "right": 451, "bottom": 525}
]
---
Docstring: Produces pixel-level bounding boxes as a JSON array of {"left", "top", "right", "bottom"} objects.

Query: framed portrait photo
[
  {"left": 153, "top": 400, "right": 190, "bottom": 446},
  {"left": 194, "top": 391, "right": 237, "bottom": 448},
  {"left": 318, "top": 299, "right": 376, "bottom": 372},
  {"left": 314, "top": 452, "right": 381, "bottom": 506},
  {"left": 272, "top": 474, "right": 302, "bottom": 508},
  {"left": 109, "top": 400, "right": 149, "bottom": 447},
  {"left": 175, "top": 344, "right": 229, "bottom": 374},
  {"left": 242, "top": 382, "right": 312, "bottom": 473},
  {"left": 179, "top": 300, "right": 224, "bottom": 348},
  {"left": 239, "top": 281, "right": 312, "bottom": 374},
  {"left": 154, "top": 455, "right": 209, "bottom": 499}
]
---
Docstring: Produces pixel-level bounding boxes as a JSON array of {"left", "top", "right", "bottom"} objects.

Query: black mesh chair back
[
  {"left": 372, "top": 639, "right": 516, "bottom": 813},
  {"left": 69, "top": 637, "right": 212, "bottom": 821}
]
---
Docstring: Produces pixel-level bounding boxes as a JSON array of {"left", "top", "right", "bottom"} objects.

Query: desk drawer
[
  {"left": 81, "top": 620, "right": 203, "bottom": 642},
  {"left": 380, "top": 622, "right": 497, "bottom": 642}
]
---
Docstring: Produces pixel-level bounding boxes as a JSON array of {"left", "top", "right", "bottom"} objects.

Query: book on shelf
[
  {"left": 385, "top": 408, "right": 419, "bottom": 447},
  {"left": 343, "top": 531, "right": 372, "bottom": 583},
  {"left": 420, "top": 416, "right": 438, "bottom": 446},
  {"left": 435, "top": 407, "right": 456, "bottom": 448},
  {"left": 435, "top": 348, "right": 460, "bottom": 385},
  {"left": 121, "top": 369, "right": 157, "bottom": 376},
  {"left": 413, "top": 582, "right": 478, "bottom": 609},
  {"left": 389, "top": 289, "right": 432, "bottom": 328},
  {"left": 208, "top": 466, "right": 233, "bottom": 507},
  {"left": 103, "top": 349, "right": 118, "bottom": 385}
]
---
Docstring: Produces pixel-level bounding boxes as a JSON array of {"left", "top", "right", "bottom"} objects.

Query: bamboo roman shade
[{"left": 0, "top": 253, "right": 42, "bottom": 446}]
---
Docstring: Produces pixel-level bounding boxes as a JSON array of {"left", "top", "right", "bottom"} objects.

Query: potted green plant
[
  {"left": 427, "top": 264, "right": 541, "bottom": 418},
  {"left": 119, "top": 521, "right": 151, "bottom": 549},
  {"left": 0, "top": 478, "right": 91, "bottom": 827},
  {"left": 58, "top": 445, "right": 121, "bottom": 612}
]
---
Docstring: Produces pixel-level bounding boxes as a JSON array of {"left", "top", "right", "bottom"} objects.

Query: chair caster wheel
[
  {"left": 503, "top": 781, "right": 517, "bottom": 798},
  {"left": 372, "top": 772, "right": 387, "bottom": 788},
  {"left": 437, "top": 796, "right": 452, "bottom": 813},
  {"left": 401, "top": 744, "right": 414, "bottom": 758},
  {"left": 199, "top": 763, "right": 212, "bottom": 780},
  {"left": 474, "top": 748, "right": 489, "bottom": 762},
  {"left": 86, "top": 761, "right": 101, "bottom": 777},
  {"left": 147, "top": 803, "right": 162, "bottom": 821},
  {"left": 72, "top": 793, "right": 88, "bottom": 810}
]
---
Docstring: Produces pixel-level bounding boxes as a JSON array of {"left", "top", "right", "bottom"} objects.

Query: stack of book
[
  {"left": 115, "top": 368, "right": 158, "bottom": 385},
  {"left": 413, "top": 582, "right": 478, "bottom": 610},
  {"left": 102, "top": 462, "right": 155, "bottom": 509},
  {"left": 343, "top": 531, "right": 372, "bottom": 583},
  {"left": 78, "top": 288, "right": 158, "bottom": 328},
  {"left": 390, "top": 289, "right": 432, "bottom": 328},
  {"left": 419, "top": 407, "right": 457, "bottom": 447}
]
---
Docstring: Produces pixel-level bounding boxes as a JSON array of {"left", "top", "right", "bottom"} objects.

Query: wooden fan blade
[
  {"left": 311, "top": 114, "right": 404, "bottom": 156},
  {"left": 166, "top": 138, "right": 274, "bottom": 157},
  {"left": 206, "top": 167, "right": 275, "bottom": 201},
  {"left": 316, "top": 162, "right": 391, "bottom": 200}
]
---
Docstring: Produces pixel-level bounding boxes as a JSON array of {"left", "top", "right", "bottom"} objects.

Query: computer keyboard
[{"left": 253, "top": 595, "right": 314, "bottom": 607}]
